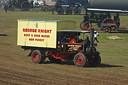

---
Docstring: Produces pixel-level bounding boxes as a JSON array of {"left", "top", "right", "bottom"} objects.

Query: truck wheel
[
  {"left": 48, "top": 57, "right": 62, "bottom": 64},
  {"left": 89, "top": 54, "right": 101, "bottom": 67},
  {"left": 65, "top": 8, "right": 72, "bottom": 15},
  {"left": 56, "top": 8, "right": 64, "bottom": 15},
  {"left": 74, "top": 8, "right": 81, "bottom": 15},
  {"left": 74, "top": 53, "right": 88, "bottom": 67},
  {"left": 31, "top": 50, "right": 45, "bottom": 64}
]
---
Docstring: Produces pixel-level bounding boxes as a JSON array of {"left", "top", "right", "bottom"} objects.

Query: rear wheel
[
  {"left": 31, "top": 50, "right": 45, "bottom": 64},
  {"left": 74, "top": 53, "right": 88, "bottom": 67}
]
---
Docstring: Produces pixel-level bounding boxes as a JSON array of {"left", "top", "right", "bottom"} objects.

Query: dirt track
[{"left": 0, "top": 42, "right": 128, "bottom": 85}]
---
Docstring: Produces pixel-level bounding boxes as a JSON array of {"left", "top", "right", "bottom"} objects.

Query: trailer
[{"left": 17, "top": 19, "right": 101, "bottom": 67}]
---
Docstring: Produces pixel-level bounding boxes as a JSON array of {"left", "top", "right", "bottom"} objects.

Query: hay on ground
[{"left": 108, "top": 36, "right": 124, "bottom": 40}]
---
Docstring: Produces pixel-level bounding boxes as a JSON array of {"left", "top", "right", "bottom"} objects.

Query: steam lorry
[{"left": 17, "top": 19, "right": 101, "bottom": 67}]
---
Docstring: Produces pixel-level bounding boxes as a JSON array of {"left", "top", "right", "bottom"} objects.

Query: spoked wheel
[
  {"left": 31, "top": 50, "right": 45, "bottom": 64},
  {"left": 74, "top": 53, "right": 88, "bottom": 67},
  {"left": 80, "top": 21, "right": 92, "bottom": 31}
]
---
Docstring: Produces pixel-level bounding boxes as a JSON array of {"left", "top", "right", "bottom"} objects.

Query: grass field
[{"left": 0, "top": 8, "right": 128, "bottom": 85}]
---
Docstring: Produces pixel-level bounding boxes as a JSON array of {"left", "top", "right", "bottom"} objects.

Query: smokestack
[{"left": 90, "top": 28, "right": 94, "bottom": 47}]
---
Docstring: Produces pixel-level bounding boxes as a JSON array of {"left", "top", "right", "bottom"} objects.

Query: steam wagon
[{"left": 17, "top": 19, "right": 101, "bottom": 67}]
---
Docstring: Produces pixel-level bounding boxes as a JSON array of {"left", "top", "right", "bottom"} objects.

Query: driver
[{"left": 61, "top": 33, "right": 70, "bottom": 43}]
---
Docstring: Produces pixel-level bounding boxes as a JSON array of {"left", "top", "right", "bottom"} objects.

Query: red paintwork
[
  {"left": 78, "top": 51, "right": 82, "bottom": 53},
  {"left": 70, "top": 39, "right": 76, "bottom": 43},
  {"left": 102, "top": 18, "right": 115, "bottom": 24},
  {"left": 48, "top": 52, "right": 70, "bottom": 60},
  {"left": 111, "top": 26, "right": 115, "bottom": 30},
  {"left": 75, "top": 55, "right": 84, "bottom": 65},
  {"left": 102, "top": 18, "right": 116, "bottom": 32},
  {"left": 105, "top": 28, "right": 109, "bottom": 32},
  {"left": 32, "top": 52, "right": 39, "bottom": 62}
]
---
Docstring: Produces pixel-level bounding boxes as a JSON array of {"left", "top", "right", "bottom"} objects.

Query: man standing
[
  {"left": 4, "top": 4, "right": 8, "bottom": 13},
  {"left": 94, "top": 32, "right": 99, "bottom": 42}
]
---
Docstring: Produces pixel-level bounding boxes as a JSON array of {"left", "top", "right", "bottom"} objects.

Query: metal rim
[
  {"left": 75, "top": 55, "right": 84, "bottom": 66},
  {"left": 32, "top": 52, "right": 39, "bottom": 62}
]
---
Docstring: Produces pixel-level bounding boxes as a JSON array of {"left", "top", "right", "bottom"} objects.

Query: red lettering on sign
[
  {"left": 29, "top": 38, "right": 34, "bottom": 41},
  {"left": 34, "top": 34, "right": 40, "bottom": 37},
  {"left": 46, "top": 30, "right": 52, "bottom": 33},
  {"left": 31, "top": 34, "right": 33, "bottom": 37},
  {"left": 35, "top": 39, "right": 44, "bottom": 41},
  {"left": 41, "top": 35, "right": 50, "bottom": 38},
  {"left": 24, "top": 34, "right": 30, "bottom": 36},
  {"left": 23, "top": 28, "right": 37, "bottom": 33},
  {"left": 38, "top": 29, "right": 52, "bottom": 33}
]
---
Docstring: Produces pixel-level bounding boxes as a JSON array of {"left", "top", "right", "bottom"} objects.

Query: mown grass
[{"left": 0, "top": 8, "right": 128, "bottom": 77}]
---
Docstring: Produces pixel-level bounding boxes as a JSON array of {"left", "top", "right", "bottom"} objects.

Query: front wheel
[
  {"left": 74, "top": 53, "right": 88, "bottom": 67},
  {"left": 31, "top": 50, "right": 45, "bottom": 64}
]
